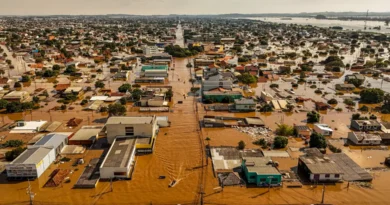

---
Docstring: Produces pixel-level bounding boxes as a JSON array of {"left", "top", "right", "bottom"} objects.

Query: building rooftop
[
  {"left": 106, "top": 116, "right": 155, "bottom": 125},
  {"left": 295, "top": 125, "right": 311, "bottom": 131},
  {"left": 314, "top": 124, "right": 333, "bottom": 132},
  {"left": 3, "top": 91, "right": 29, "bottom": 98},
  {"left": 353, "top": 120, "right": 381, "bottom": 126},
  {"left": 350, "top": 132, "right": 381, "bottom": 141},
  {"left": 210, "top": 147, "right": 263, "bottom": 172},
  {"left": 243, "top": 157, "right": 280, "bottom": 175},
  {"left": 300, "top": 148, "right": 343, "bottom": 174},
  {"left": 12, "top": 147, "right": 52, "bottom": 164},
  {"left": 70, "top": 126, "right": 103, "bottom": 141},
  {"left": 101, "top": 138, "right": 136, "bottom": 168},
  {"left": 328, "top": 153, "right": 373, "bottom": 181},
  {"left": 64, "top": 87, "right": 83, "bottom": 93},
  {"left": 234, "top": 98, "right": 256, "bottom": 105},
  {"left": 34, "top": 133, "right": 69, "bottom": 148},
  {"left": 381, "top": 121, "right": 390, "bottom": 129}
]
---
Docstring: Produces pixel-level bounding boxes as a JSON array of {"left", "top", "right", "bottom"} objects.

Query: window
[
  {"left": 125, "top": 127, "right": 134, "bottom": 135},
  {"left": 250, "top": 175, "right": 256, "bottom": 179},
  {"left": 260, "top": 178, "right": 266, "bottom": 182},
  {"left": 335, "top": 174, "right": 340, "bottom": 178},
  {"left": 325, "top": 174, "right": 330, "bottom": 178},
  {"left": 271, "top": 178, "right": 278, "bottom": 182}
]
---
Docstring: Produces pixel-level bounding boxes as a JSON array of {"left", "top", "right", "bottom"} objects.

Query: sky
[{"left": 0, "top": 0, "right": 389, "bottom": 15}]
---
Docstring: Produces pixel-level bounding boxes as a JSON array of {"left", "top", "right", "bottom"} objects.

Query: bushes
[
  {"left": 307, "top": 111, "right": 320, "bottom": 123},
  {"left": 238, "top": 140, "right": 246, "bottom": 150},
  {"left": 329, "top": 144, "right": 342, "bottom": 153},
  {"left": 275, "top": 124, "right": 294, "bottom": 136},
  {"left": 3, "top": 140, "right": 23, "bottom": 147},
  {"left": 5, "top": 147, "right": 26, "bottom": 161},
  {"left": 327, "top": 98, "right": 338, "bottom": 104},
  {"left": 273, "top": 136, "right": 288, "bottom": 149},
  {"left": 309, "top": 132, "right": 327, "bottom": 149},
  {"left": 343, "top": 99, "right": 356, "bottom": 106}
]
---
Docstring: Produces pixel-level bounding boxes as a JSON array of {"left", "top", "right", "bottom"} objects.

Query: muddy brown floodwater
[{"left": 1, "top": 57, "right": 390, "bottom": 204}]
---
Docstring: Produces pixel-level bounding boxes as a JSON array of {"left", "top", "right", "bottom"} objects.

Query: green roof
[{"left": 141, "top": 65, "right": 168, "bottom": 71}]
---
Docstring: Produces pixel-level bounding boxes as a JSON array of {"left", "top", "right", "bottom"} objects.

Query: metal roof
[
  {"left": 243, "top": 157, "right": 280, "bottom": 175},
  {"left": 12, "top": 147, "right": 52, "bottom": 164},
  {"left": 101, "top": 138, "right": 136, "bottom": 168},
  {"left": 70, "top": 126, "right": 103, "bottom": 141},
  {"left": 34, "top": 133, "right": 68, "bottom": 148},
  {"left": 300, "top": 148, "right": 343, "bottom": 174}
]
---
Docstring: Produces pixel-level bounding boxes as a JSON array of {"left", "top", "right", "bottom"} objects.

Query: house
[
  {"left": 141, "top": 65, "right": 168, "bottom": 78},
  {"left": 6, "top": 133, "right": 69, "bottom": 179},
  {"left": 2, "top": 91, "right": 30, "bottom": 102},
  {"left": 112, "top": 71, "right": 130, "bottom": 81},
  {"left": 105, "top": 116, "right": 159, "bottom": 153},
  {"left": 380, "top": 121, "right": 390, "bottom": 133},
  {"left": 315, "top": 101, "right": 329, "bottom": 111},
  {"left": 234, "top": 99, "right": 256, "bottom": 111},
  {"left": 335, "top": 84, "right": 355, "bottom": 91},
  {"left": 278, "top": 66, "right": 291, "bottom": 74},
  {"left": 260, "top": 91, "right": 273, "bottom": 102},
  {"left": 345, "top": 73, "right": 365, "bottom": 82},
  {"left": 203, "top": 89, "right": 243, "bottom": 103},
  {"left": 194, "top": 58, "right": 215, "bottom": 68},
  {"left": 350, "top": 120, "right": 381, "bottom": 131},
  {"left": 298, "top": 148, "right": 343, "bottom": 182},
  {"left": 241, "top": 157, "right": 282, "bottom": 187},
  {"left": 55, "top": 84, "right": 71, "bottom": 93},
  {"left": 348, "top": 132, "right": 382, "bottom": 145},
  {"left": 64, "top": 86, "right": 84, "bottom": 98},
  {"left": 66, "top": 118, "right": 83, "bottom": 127},
  {"left": 69, "top": 126, "right": 103, "bottom": 146},
  {"left": 142, "top": 45, "right": 160, "bottom": 55},
  {"left": 313, "top": 124, "right": 333, "bottom": 136},
  {"left": 294, "top": 125, "right": 311, "bottom": 139},
  {"left": 10, "top": 120, "right": 48, "bottom": 133}
]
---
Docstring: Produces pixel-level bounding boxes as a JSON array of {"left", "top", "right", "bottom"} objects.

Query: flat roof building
[
  {"left": 69, "top": 126, "right": 103, "bottom": 146},
  {"left": 100, "top": 138, "right": 137, "bottom": 179}
]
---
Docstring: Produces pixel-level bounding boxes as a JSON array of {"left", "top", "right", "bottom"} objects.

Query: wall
[
  {"left": 100, "top": 144, "right": 136, "bottom": 179},
  {"left": 36, "top": 149, "right": 56, "bottom": 178},
  {"left": 106, "top": 121, "right": 157, "bottom": 144},
  {"left": 310, "top": 173, "right": 341, "bottom": 182}
]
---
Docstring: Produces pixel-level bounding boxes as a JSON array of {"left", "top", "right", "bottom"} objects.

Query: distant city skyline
[{"left": 0, "top": 0, "right": 389, "bottom": 15}]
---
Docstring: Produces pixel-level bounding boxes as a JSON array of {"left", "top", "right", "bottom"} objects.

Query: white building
[
  {"left": 142, "top": 45, "right": 160, "bottom": 55},
  {"left": 10, "top": 120, "right": 48, "bottom": 134},
  {"left": 6, "top": 133, "right": 70, "bottom": 179},
  {"left": 260, "top": 91, "right": 273, "bottom": 102},
  {"left": 100, "top": 137, "right": 137, "bottom": 179},
  {"left": 348, "top": 132, "right": 382, "bottom": 145},
  {"left": 313, "top": 124, "right": 333, "bottom": 136}
]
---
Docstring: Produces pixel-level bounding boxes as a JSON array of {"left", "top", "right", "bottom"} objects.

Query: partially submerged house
[
  {"left": 313, "top": 124, "right": 333, "bottom": 136},
  {"left": 350, "top": 120, "right": 381, "bottom": 131},
  {"left": 241, "top": 157, "right": 282, "bottom": 187},
  {"left": 348, "top": 132, "right": 382, "bottom": 145}
]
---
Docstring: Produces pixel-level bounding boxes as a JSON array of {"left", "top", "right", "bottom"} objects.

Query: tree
[
  {"left": 275, "top": 124, "right": 294, "bottom": 136},
  {"left": 309, "top": 132, "right": 327, "bottom": 149},
  {"left": 359, "top": 105, "right": 369, "bottom": 112},
  {"left": 108, "top": 103, "right": 126, "bottom": 116},
  {"left": 95, "top": 80, "right": 105, "bottom": 88},
  {"left": 307, "top": 111, "right": 320, "bottom": 123},
  {"left": 165, "top": 89, "right": 173, "bottom": 101},
  {"left": 131, "top": 88, "right": 142, "bottom": 101},
  {"left": 52, "top": 64, "right": 61, "bottom": 71},
  {"left": 5, "top": 147, "right": 26, "bottom": 161},
  {"left": 260, "top": 104, "right": 273, "bottom": 112},
  {"left": 21, "top": 75, "right": 30, "bottom": 82},
  {"left": 238, "top": 140, "right": 246, "bottom": 150},
  {"left": 273, "top": 136, "right": 288, "bottom": 149},
  {"left": 360, "top": 88, "right": 385, "bottom": 104},
  {"left": 43, "top": 69, "right": 56, "bottom": 77},
  {"left": 238, "top": 73, "right": 257, "bottom": 85},
  {"left": 3, "top": 140, "right": 23, "bottom": 147},
  {"left": 0, "top": 99, "right": 8, "bottom": 109},
  {"left": 327, "top": 98, "right": 338, "bottom": 104},
  {"left": 344, "top": 99, "right": 356, "bottom": 106},
  {"left": 32, "top": 96, "right": 40, "bottom": 103},
  {"left": 14, "top": 82, "right": 22, "bottom": 88},
  {"left": 348, "top": 78, "right": 364, "bottom": 88},
  {"left": 64, "top": 65, "right": 76, "bottom": 74},
  {"left": 120, "top": 97, "right": 127, "bottom": 105},
  {"left": 118, "top": 83, "right": 132, "bottom": 93}
]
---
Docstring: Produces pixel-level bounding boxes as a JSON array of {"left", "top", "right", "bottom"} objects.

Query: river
[{"left": 247, "top": 17, "right": 390, "bottom": 34}]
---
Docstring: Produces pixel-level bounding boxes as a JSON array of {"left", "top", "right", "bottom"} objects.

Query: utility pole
[
  {"left": 110, "top": 177, "right": 113, "bottom": 192},
  {"left": 27, "top": 179, "right": 35, "bottom": 205},
  {"left": 199, "top": 185, "right": 205, "bottom": 205},
  {"left": 321, "top": 184, "right": 326, "bottom": 204}
]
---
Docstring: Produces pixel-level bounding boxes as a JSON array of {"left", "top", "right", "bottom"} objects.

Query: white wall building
[
  {"left": 142, "top": 45, "right": 160, "bottom": 55},
  {"left": 313, "top": 124, "right": 333, "bottom": 136},
  {"left": 348, "top": 132, "right": 382, "bottom": 145},
  {"left": 6, "top": 133, "right": 70, "bottom": 179}
]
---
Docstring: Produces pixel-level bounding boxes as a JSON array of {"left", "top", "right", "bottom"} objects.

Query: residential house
[
  {"left": 260, "top": 91, "right": 273, "bottom": 102},
  {"left": 381, "top": 121, "right": 390, "bottom": 133},
  {"left": 294, "top": 125, "right": 311, "bottom": 139},
  {"left": 350, "top": 120, "right": 382, "bottom": 131},
  {"left": 298, "top": 148, "right": 343, "bottom": 182},
  {"left": 335, "top": 84, "right": 355, "bottom": 91},
  {"left": 241, "top": 157, "right": 282, "bottom": 187},
  {"left": 313, "top": 124, "right": 333, "bottom": 136},
  {"left": 348, "top": 132, "right": 382, "bottom": 145},
  {"left": 345, "top": 73, "right": 365, "bottom": 82},
  {"left": 2, "top": 91, "right": 30, "bottom": 102},
  {"left": 64, "top": 86, "right": 84, "bottom": 98},
  {"left": 234, "top": 99, "right": 256, "bottom": 111}
]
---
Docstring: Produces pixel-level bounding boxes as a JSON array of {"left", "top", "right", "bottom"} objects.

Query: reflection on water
[{"left": 248, "top": 17, "right": 390, "bottom": 34}]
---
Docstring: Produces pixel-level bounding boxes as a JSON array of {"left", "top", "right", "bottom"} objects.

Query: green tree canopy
[
  {"left": 118, "top": 83, "right": 132, "bottom": 93},
  {"left": 238, "top": 140, "right": 246, "bottom": 150},
  {"left": 307, "top": 111, "right": 320, "bottom": 123},
  {"left": 309, "top": 132, "right": 327, "bottom": 149},
  {"left": 108, "top": 103, "right": 126, "bottom": 116},
  {"left": 273, "top": 136, "right": 288, "bottom": 149},
  {"left": 360, "top": 88, "right": 385, "bottom": 104}
]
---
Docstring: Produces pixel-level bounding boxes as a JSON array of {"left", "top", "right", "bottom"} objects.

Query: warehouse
[
  {"left": 69, "top": 126, "right": 103, "bottom": 146},
  {"left": 6, "top": 133, "right": 70, "bottom": 179},
  {"left": 100, "top": 137, "right": 137, "bottom": 179}
]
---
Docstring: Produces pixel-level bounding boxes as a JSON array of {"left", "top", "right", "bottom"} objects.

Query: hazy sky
[{"left": 0, "top": 0, "right": 389, "bottom": 15}]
